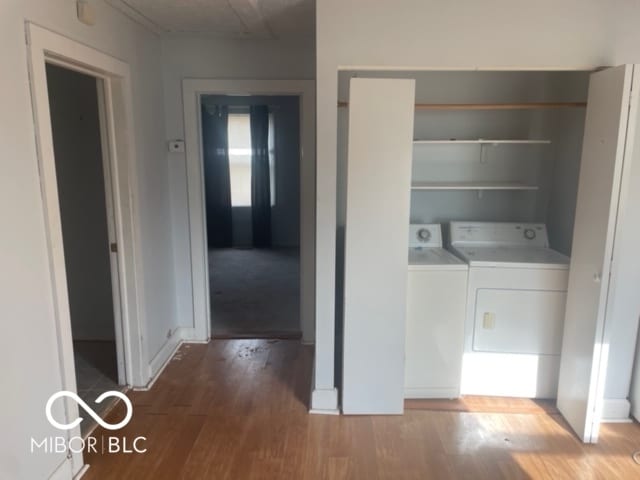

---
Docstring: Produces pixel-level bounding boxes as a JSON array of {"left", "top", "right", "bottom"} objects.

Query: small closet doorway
[
  {"left": 336, "top": 67, "right": 640, "bottom": 443},
  {"left": 46, "top": 63, "right": 125, "bottom": 434},
  {"left": 27, "top": 26, "right": 146, "bottom": 469}
]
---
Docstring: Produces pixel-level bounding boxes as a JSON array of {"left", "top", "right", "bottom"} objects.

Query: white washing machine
[
  {"left": 405, "top": 224, "right": 468, "bottom": 399},
  {"left": 449, "top": 222, "right": 570, "bottom": 398}
]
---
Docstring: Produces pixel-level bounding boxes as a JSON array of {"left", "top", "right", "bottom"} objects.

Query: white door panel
[
  {"left": 342, "top": 78, "right": 415, "bottom": 414},
  {"left": 557, "top": 65, "right": 638, "bottom": 443}
]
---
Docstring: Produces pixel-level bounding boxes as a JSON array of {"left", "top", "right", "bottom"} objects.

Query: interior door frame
[
  {"left": 26, "top": 23, "right": 147, "bottom": 474},
  {"left": 182, "top": 79, "right": 316, "bottom": 343}
]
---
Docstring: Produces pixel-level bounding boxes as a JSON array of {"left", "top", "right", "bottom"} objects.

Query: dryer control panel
[{"left": 449, "top": 222, "right": 549, "bottom": 248}]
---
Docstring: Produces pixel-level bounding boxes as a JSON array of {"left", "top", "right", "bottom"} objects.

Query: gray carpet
[{"left": 209, "top": 248, "right": 301, "bottom": 337}]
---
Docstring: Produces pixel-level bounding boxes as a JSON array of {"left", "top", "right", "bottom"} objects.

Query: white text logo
[
  {"left": 31, "top": 390, "right": 146, "bottom": 455},
  {"left": 45, "top": 390, "right": 132, "bottom": 431}
]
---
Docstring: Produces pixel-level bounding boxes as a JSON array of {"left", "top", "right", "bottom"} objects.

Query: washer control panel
[{"left": 409, "top": 224, "right": 443, "bottom": 248}]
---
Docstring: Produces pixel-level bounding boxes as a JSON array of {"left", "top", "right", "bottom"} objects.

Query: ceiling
[{"left": 106, "top": 0, "right": 315, "bottom": 40}]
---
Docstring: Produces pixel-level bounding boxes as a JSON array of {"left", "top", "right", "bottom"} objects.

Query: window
[{"left": 227, "top": 112, "right": 275, "bottom": 207}]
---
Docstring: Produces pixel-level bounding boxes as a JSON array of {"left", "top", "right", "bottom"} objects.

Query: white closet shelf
[
  {"left": 413, "top": 139, "right": 551, "bottom": 145},
  {"left": 411, "top": 182, "right": 539, "bottom": 191},
  {"left": 338, "top": 101, "right": 586, "bottom": 110}
]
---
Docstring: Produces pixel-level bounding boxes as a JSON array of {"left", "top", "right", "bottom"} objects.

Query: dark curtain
[
  {"left": 201, "top": 104, "right": 232, "bottom": 248},
  {"left": 250, "top": 105, "right": 272, "bottom": 247}
]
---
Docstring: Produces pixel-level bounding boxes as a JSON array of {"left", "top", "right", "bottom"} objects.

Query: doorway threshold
[{"left": 213, "top": 330, "right": 302, "bottom": 340}]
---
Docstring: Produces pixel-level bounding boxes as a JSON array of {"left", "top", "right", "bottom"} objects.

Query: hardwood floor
[
  {"left": 83, "top": 340, "right": 640, "bottom": 479},
  {"left": 405, "top": 396, "right": 559, "bottom": 415}
]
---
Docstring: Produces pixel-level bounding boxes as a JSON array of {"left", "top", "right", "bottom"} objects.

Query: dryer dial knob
[{"left": 524, "top": 228, "right": 537, "bottom": 240}]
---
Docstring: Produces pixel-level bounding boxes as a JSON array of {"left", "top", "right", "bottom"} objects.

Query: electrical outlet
[{"left": 483, "top": 312, "right": 495, "bottom": 330}]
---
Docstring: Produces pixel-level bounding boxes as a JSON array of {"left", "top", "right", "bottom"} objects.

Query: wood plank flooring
[
  {"left": 405, "top": 396, "right": 559, "bottom": 415},
  {"left": 83, "top": 340, "right": 640, "bottom": 479}
]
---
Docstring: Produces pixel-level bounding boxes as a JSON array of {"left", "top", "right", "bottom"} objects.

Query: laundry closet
[{"left": 337, "top": 67, "right": 640, "bottom": 443}]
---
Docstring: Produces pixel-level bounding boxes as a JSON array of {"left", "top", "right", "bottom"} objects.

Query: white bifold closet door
[
  {"left": 341, "top": 77, "right": 415, "bottom": 414},
  {"left": 558, "top": 64, "right": 640, "bottom": 443}
]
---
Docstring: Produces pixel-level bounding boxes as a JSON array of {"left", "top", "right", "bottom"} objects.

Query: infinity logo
[{"left": 45, "top": 391, "right": 133, "bottom": 431}]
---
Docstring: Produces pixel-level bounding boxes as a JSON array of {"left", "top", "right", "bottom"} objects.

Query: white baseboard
[
  {"left": 310, "top": 387, "right": 339, "bottom": 414},
  {"left": 178, "top": 326, "right": 209, "bottom": 343},
  {"left": 134, "top": 332, "right": 182, "bottom": 391},
  {"left": 309, "top": 407, "right": 340, "bottom": 415},
  {"left": 601, "top": 398, "right": 632, "bottom": 423},
  {"left": 148, "top": 330, "right": 182, "bottom": 377},
  {"left": 49, "top": 458, "right": 73, "bottom": 480},
  {"left": 133, "top": 327, "right": 209, "bottom": 391},
  {"left": 404, "top": 387, "right": 460, "bottom": 399},
  {"left": 73, "top": 465, "right": 90, "bottom": 479}
]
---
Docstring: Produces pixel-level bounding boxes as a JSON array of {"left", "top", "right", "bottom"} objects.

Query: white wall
[
  {"left": 161, "top": 36, "right": 314, "bottom": 330},
  {"left": 47, "top": 63, "right": 116, "bottom": 342},
  {"left": 544, "top": 111, "right": 587, "bottom": 256},
  {"left": 0, "top": 1, "right": 175, "bottom": 478},
  {"left": 314, "top": 0, "right": 640, "bottom": 410}
]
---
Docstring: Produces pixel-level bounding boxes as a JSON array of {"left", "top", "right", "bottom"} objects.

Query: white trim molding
[
  {"left": 104, "top": 0, "right": 164, "bottom": 35},
  {"left": 182, "top": 79, "right": 316, "bottom": 344},
  {"left": 147, "top": 329, "right": 183, "bottom": 384},
  {"left": 73, "top": 464, "right": 90, "bottom": 479},
  {"left": 134, "top": 328, "right": 211, "bottom": 391},
  {"left": 601, "top": 398, "right": 632, "bottom": 423},
  {"left": 309, "top": 364, "right": 339, "bottom": 413},
  {"left": 49, "top": 458, "right": 73, "bottom": 480},
  {"left": 310, "top": 387, "right": 340, "bottom": 414},
  {"left": 26, "top": 22, "right": 148, "bottom": 476}
]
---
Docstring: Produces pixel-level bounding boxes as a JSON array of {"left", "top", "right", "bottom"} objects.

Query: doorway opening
[
  {"left": 335, "top": 67, "right": 640, "bottom": 442},
  {"left": 28, "top": 24, "right": 146, "bottom": 474},
  {"left": 201, "top": 95, "right": 301, "bottom": 339},
  {"left": 45, "top": 63, "right": 125, "bottom": 435}
]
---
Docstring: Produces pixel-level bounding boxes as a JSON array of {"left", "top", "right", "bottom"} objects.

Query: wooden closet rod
[{"left": 337, "top": 101, "right": 587, "bottom": 110}]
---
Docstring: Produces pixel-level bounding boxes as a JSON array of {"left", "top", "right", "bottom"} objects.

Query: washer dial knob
[
  {"left": 524, "top": 228, "right": 537, "bottom": 240},
  {"left": 417, "top": 228, "right": 432, "bottom": 243}
]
